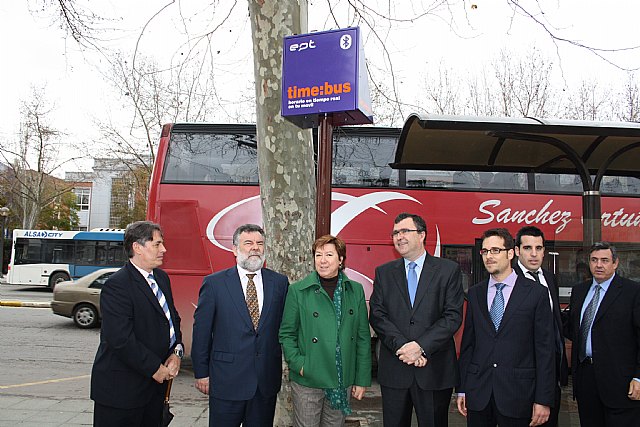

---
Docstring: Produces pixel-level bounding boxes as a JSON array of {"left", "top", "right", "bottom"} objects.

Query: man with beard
[{"left": 192, "top": 224, "right": 289, "bottom": 427}]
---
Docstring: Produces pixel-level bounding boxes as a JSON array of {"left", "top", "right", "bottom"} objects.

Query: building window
[{"left": 75, "top": 188, "right": 91, "bottom": 211}]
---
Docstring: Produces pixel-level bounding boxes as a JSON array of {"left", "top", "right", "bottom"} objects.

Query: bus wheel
[
  {"left": 73, "top": 304, "right": 99, "bottom": 329},
  {"left": 49, "top": 272, "right": 70, "bottom": 290}
]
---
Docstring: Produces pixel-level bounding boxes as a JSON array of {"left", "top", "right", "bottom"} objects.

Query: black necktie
[{"left": 528, "top": 270, "right": 541, "bottom": 284}]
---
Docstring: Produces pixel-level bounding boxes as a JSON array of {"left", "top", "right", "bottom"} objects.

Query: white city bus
[{"left": 6, "top": 229, "right": 126, "bottom": 288}]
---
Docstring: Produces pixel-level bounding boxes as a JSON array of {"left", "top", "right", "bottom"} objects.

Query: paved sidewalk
[{"left": 0, "top": 370, "right": 581, "bottom": 426}]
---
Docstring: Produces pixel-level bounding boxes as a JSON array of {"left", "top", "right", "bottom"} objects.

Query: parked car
[{"left": 51, "top": 268, "right": 119, "bottom": 328}]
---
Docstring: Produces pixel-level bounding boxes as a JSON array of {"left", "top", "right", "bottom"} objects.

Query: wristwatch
[{"left": 173, "top": 344, "right": 184, "bottom": 359}]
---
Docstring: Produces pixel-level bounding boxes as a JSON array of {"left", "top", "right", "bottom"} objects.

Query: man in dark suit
[
  {"left": 513, "top": 226, "right": 568, "bottom": 427},
  {"left": 191, "top": 224, "right": 289, "bottom": 427},
  {"left": 457, "top": 227, "right": 555, "bottom": 427},
  {"left": 567, "top": 241, "right": 640, "bottom": 426},
  {"left": 369, "top": 212, "right": 464, "bottom": 427},
  {"left": 91, "top": 221, "right": 183, "bottom": 427}
]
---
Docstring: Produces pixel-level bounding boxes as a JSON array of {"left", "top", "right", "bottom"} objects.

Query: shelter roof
[{"left": 393, "top": 114, "right": 640, "bottom": 186}]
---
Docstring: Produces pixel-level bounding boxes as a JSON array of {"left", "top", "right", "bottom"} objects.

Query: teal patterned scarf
[{"left": 323, "top": 271, "right": 351, "bottom": 415}]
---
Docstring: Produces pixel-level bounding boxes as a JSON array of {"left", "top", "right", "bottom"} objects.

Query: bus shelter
[{"left": 392, "top": 114, "right": 640, "bottom": 246}]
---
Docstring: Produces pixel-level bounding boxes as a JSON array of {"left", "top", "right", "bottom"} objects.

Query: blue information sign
[{"left": 281, "top": 27, "right": 373, "bottom": 128}]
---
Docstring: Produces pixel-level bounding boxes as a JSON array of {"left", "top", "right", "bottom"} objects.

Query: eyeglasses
[
  {"left": 479, "top": 247, "right": 510, "bottom": 256},
  {"left": 391, "top": 229, "right": 421, "bottom": 238}
]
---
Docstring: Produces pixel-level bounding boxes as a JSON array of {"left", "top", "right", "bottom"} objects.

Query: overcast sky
[{"left": 1, "top": 1, "right": 639, "bottom": 174}]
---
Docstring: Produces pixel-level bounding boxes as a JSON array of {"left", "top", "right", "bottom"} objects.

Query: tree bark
[{"left": 248, "top": 1, "right": 314, "bottom": 425}]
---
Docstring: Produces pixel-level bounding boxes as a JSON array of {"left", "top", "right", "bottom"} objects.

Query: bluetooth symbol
[{"left": 340, "top": 34, "right": 352, "bottom": 50}]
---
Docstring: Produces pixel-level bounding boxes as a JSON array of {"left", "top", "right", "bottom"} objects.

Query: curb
[{"left": 0, "top": 300, "right": 51, "bottom": 308}]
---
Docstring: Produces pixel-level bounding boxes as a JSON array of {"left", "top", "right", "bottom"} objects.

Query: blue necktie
[
  {"left": 490, "top": 283, "right": 506, "bottom": 331},
  {"left": 148, "top": 274, "right": 176, "bottom": 347},
  {"left": 407, "top": 262, "right": 418, "bottom": 306},
  {"left": 579, "top": 284, "right": 601, "bottom": 361}
]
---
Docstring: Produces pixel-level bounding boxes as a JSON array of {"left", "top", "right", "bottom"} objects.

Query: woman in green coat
[{"left": 279, "top": 234, "right": 371, "bottom": 427}]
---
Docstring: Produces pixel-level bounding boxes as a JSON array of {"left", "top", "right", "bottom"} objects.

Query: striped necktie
[
  {"left": 148, "top": 273, "right": 176, "bottom": 347},
  {"left": 490, "top": 283, "right": 506, "bottom": 331},
  {"left": 579, "top": 284, "right": 601, "bottom": 362}
]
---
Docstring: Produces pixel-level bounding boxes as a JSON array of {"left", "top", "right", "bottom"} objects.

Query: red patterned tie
[{"left": 246, "top": 274, "right": 260, "bottom": 330}]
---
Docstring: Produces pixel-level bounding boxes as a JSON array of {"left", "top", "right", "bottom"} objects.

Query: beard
[{"left": 237, "top": 250, "right": 266, "bottom": 272}]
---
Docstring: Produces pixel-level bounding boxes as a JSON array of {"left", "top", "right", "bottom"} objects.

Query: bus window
[
  {"left": 332, "top": 133, "right": 399, "bottom": 187},
  {"left": 163, "top": 132, "right": 258, "bottom": 184},
  {"left": 442, "top": 245, "right": 473, "bottom": 292},
  {"left": 14, "top": 238, "right": 42, "bottom": 265}
]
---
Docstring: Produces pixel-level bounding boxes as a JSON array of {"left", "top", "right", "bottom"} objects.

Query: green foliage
[{"left": 38, "top": 190, "right": 79, "bottom": 230}]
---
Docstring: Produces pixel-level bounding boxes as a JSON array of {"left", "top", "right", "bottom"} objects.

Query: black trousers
[
  {"left": 575, "top": 360, "right": 640, "bottom": 427},
  {"left": 93, "top": 397, "right": 163, "bottom": 427},
  {"left": 467, "top": 393, "right": 530, "bottom": 427},
  {"left": 380, "top": 381, "right": 452, "bottom": 427}
]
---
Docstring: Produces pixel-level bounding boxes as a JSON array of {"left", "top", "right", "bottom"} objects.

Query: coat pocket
[{"left": 213, "top": 351, "right": 234, "bottom": 363}]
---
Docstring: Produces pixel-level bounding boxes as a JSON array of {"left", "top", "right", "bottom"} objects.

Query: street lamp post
[{"left": 0, "top": 206, "right": 9, "bottom": 279}]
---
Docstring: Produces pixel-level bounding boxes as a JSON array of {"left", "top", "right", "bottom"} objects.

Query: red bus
[{"left": 147, "top": 123, "right": 640, "bottom": 352}]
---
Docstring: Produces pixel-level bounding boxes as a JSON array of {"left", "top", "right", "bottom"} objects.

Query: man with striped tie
[
  {"left": 91, "top": 221, "right": 183, "bottom": 427},
  {"left": 567, "top": 242, "right": 640, "bottom": 426},
  {"left": 457, "top": 228, "right": 555, "bottom": 427}
]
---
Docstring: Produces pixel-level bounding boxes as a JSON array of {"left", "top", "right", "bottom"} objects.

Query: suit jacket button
[
  {"left": 410, "top": 320, "right": 415, "bottom": 325},
  {"left": 493, "top": 363, "right": 498, "bottom": 368},
  {"left": 349, "top": 309, "right": 354, "bottom": 315},
  {"left": 313, "top": 312, "right": 319, "bottom": 317},
  {"left": 312, "top": 337, "right": 318, "bottom": 343}
]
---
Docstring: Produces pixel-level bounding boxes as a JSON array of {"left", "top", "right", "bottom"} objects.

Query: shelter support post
[
  {"left": 315, "top": 114, "right": 333, "bottom": 239},
  {"left": 582, "top": 190, "right": 602, "bottom": 247}
]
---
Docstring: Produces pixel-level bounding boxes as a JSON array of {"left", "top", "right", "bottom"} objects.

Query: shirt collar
[
  {"left": 592, "top": 273, "right": 616, "bottom": 292},
  {"left": 237, "top": 264, "right": 262, "bottom": 280},
  {"left": 130, "top": 260, "right": 153, "bottom": 281},
  {"left": 489, "top": 269, "right": 518, "bottom": 288},
  {"left": 517, "top": 260, "right": 541, "bottom": 276},
  {"left": 404, "top": 251, "right": 427, "bottom": 270}
]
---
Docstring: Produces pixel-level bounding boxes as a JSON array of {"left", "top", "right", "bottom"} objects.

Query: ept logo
[{"left": 289, "top": 39, "right": 316, "bottom": 52}]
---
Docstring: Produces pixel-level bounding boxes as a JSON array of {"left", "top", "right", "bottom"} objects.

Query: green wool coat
[{"left": 279, "top": 271, "right": 372, "bottom": 389}]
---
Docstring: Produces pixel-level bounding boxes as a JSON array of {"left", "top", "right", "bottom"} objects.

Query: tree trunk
[{"left": 248, "top": 1, "right": 314, "bottom": 425}]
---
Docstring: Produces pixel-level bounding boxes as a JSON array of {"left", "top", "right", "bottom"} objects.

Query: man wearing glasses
[
  {"left": 370, "top": 212, "right": 464, "bottom": 427},
  {"left": 457, "top": 228, "right": 555, "bottom": 427}
]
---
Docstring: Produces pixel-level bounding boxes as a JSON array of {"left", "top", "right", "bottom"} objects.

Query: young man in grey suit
[
  {"left": 513, "top": 226, "right": 568, "bottom": 427},
  {"left": 567, "top": 241, "right": 640, "bottom": 426},
  {"left": 457, "top": 227, "right": 555, "bottom": 427},
  {"left": 91, "top": 221, "right": 183, "bottom": 427},
  {"left": 370, "top": 212, "right": 464, "bottom": 427},
  {"left": 191, "top": 224, "right": 289, "bottom": 427}
]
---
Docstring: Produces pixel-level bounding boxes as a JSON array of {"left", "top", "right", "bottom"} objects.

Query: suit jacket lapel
[
  {"left": 571, "top": 282, "right": 590, "bottom": 336},
  {"left": 391, "top": 259, "right": 412, "bottom": 309},
  {"left": 594, "top": 275, "right": 623, "bottom": 324},
  {"left": 499, "top": 277, "right": 532, "bottom": 331},
  {"left": 476, "top": 280, "right": 493, "bottom": 331},
  {"left": 542, "top": 270, "right": 563, "bottom": 332},
  {"left": 129, "top": 263, "right": 165, "bottom": 317},
  {"left": 226, "top": 267, "right": 254, "bottom": 330},
  {"left": 412, "top": 254, "right": 438, "bottom": 311},
  {"left": 259, "top": 269, "right": 273, "bottom": 330}
]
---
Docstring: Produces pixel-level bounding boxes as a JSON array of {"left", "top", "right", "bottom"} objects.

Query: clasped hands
[
  {"left": 396, "top": 341, "right": 427, "bottom": 367},
  {"left": 152, "top": 353, "right": 181, "bottom": 384}
]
